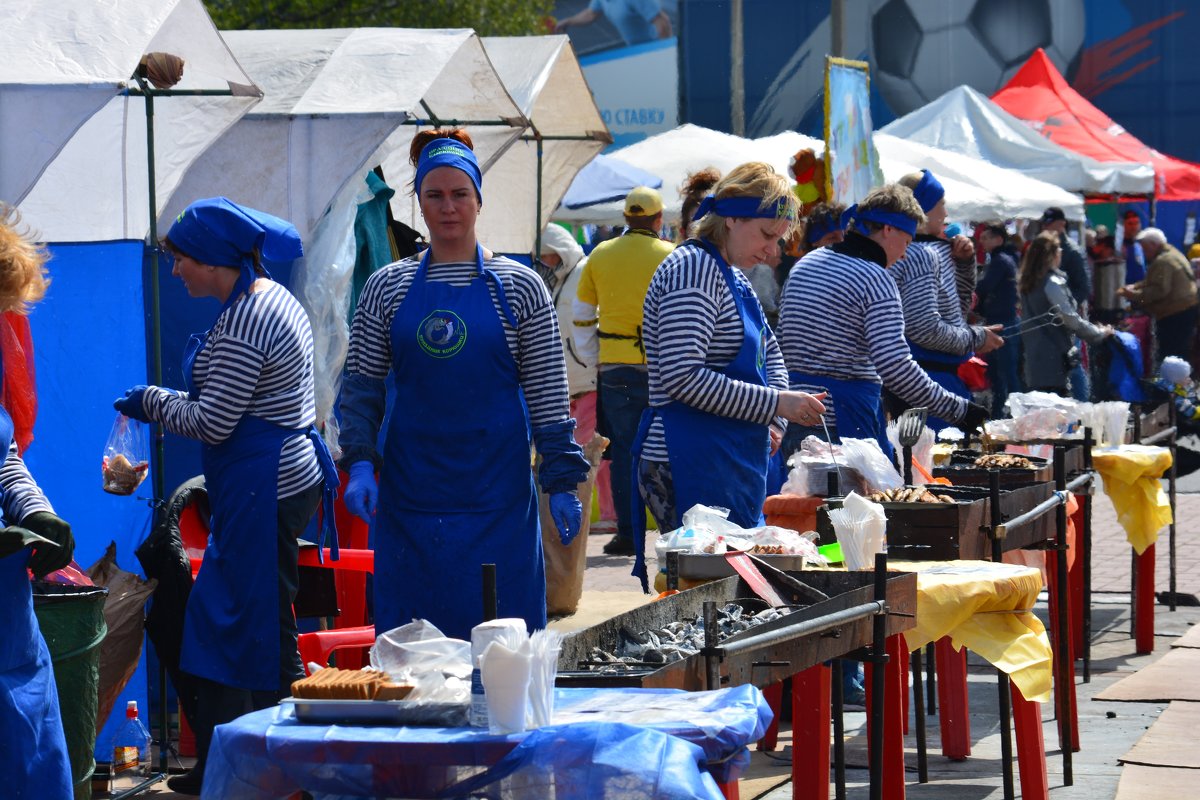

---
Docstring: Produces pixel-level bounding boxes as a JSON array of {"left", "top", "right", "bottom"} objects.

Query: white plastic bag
[
  {"left": 369, "top": 620, "right": 471, "bottom": 702},
  {"left": 838, "top": 437, "right": 903, "bottom": 493}
]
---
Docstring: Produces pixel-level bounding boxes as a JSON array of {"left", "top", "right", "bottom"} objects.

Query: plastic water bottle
[{"left": 110, "top": 700, "right": 151, "bottom": 791}]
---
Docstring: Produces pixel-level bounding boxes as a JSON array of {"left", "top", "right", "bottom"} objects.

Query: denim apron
[
  {"left": 630, "top": 239, "right": 771, "bottom": 590},
  {"left": 787, "top": 371, "right": 892, "bottom": 460},
  {"left": 0, "top": 403, "right": 72, "bottom": 799},
  {"left": 179, "top": 274, "right": 339, "bottom": 692},
  {"left": 375, "top": 246, "right": 543, "bottom": 640}
]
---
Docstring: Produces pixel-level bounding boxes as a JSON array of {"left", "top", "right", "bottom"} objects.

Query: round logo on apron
[{"left": 417, "top": 310, "right": 468, "bottom": 358}]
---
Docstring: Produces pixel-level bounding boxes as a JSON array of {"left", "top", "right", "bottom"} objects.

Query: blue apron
[
  {"left": 787, "top": 371, "right": 892, "bottom": 460},
  {"left": 907, "top": 342, "right": 969, "bottom": 431},
  {"left": 375, "top": 245, "right": 544, "bottom": 640},
  {"left": 0, "top": 405, "right": 72, "bottom": 799},
  {"left": 631, "top": 239, "right": 771, "bottom": 590},
  {"left": 179, "top": 276, "right": 339, "bottom": 692}
]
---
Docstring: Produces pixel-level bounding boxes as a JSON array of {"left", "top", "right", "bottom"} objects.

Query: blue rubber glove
[
  {"left": 113, "top": 386, "right": 151, "bottom": 423},
  {"left": 344, "top": 460, "right": 378, "bottom": 523},
  {"left": 549, "top": 492, "right": 583, "bottom": 546}
]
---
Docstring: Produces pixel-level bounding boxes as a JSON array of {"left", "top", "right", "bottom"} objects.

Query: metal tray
[
  {"left": 675, "top": 552, "right": 813, "bottom": 579},
  {"left": 282, "top": 697, "right": 469, "bottom": 727}
]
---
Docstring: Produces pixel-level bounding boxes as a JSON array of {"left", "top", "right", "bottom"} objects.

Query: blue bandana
[
  {"left": 693, "top": 195, "right": 796, "bottom": 223},
  {"left": 414, "top": 137, "right": 482, "bottom": 201},
  {"left": 911, "top": 169, "right": 945, "bottom": 213},
  {"left": 166, "top": 197, "right": 303, "bottom": 272},
  {"left": 805, "top": 214, "right": 845, "bottom": 245},
  {"left": 843, "top": 204, "right": 919, "bottom": 237}
]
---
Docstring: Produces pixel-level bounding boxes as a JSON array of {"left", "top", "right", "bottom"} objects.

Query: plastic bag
[
  {"left": 837, "top": 437, "right": 903, "bottom": 493},
  {"left": 828, "top": 492, "right": 888, "bottom": 570},
  {"left": 369, "top": 620, "right": 471, "bottom": 703},
  {"left": 102, "top": 414, "right": 149, "bottom": 495}
]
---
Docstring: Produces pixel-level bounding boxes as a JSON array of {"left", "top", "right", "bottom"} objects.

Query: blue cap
[
  {"left": 166, "top": 197, "right": 302, "bottom": 270},
  {"left": 414, "top": 137, "right": 482, "bottom": 201},
  {"left": 911, "top": 169, "right": 945, "bottom": 214}
]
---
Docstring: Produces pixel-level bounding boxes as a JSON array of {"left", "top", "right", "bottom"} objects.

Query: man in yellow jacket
[
  {"left": 1119, "top": 227, "right": 1199, "bottom": 363},
  {"left": 574, "top": 187, "right": 674, "bottom": 556}
]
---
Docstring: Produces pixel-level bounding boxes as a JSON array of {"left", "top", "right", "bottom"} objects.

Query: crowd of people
[{"left": 6, "top": 124, "right": 1199, "bottom": 798}]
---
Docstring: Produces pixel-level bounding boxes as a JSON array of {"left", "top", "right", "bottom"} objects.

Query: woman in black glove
[{"left": 0, "top": 205, "right": 75, "bottom": 800}]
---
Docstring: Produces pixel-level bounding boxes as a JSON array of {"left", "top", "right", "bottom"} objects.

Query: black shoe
[
  {"left": 602, "top": 537, "right": 636, "bottom": 556},
  {"left": 167, "top": 769, "right": 204, "bottom": 796}
]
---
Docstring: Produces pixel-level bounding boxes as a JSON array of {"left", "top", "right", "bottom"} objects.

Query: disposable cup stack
[{"left": 828, "top": 492, "right": 887, "bottom": 571}]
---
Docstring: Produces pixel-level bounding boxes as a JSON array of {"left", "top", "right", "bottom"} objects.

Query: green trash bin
[{"left": 33, "top": 583, "right": 109, "bottom": 800}]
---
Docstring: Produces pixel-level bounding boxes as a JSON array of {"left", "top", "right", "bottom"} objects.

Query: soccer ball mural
[{"left": 870, "top": 0, "right": 1086, "bottom": 113}]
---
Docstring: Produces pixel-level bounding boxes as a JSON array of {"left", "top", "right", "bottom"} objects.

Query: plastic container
[
  {"left": 109, "top": 701, "right": 151, "bottom": 792},
  {"left": 33, "top": 582, "right": 108, "bottom": 800},
  {"left": 469, "top": 619, "right": 526, "bottom": 728}
]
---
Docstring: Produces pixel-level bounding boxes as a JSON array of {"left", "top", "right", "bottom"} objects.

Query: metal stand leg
[
  {"left": 911, "top": 650, "right": 927, "bottom": 783},
  {"left": 997, "top": 670, "right": 1015, "bottom": 800},
  {"left": 1168, "top": 402, "right": 1178, "bottom": 611},
  {"left": 793, "top": 664, "right": 832, "bottom": 800},
  {"left": 925, "top": 643, "right": 936, "bottom": 715},
  {"left": 833, "top": 660, "right": 847, "bottom": 800},
  {"left": 1053, "top": 448, "right": 1075, "bottom": 785}
]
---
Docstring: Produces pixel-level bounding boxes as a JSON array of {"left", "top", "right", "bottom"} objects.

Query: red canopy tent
[{"left": 992, "top": 48, "right": 1200, "bottom": 201}]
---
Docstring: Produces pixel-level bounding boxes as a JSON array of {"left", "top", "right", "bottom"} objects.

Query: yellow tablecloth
[
  {"left": 1091, "top": 445, "right": 1173, "bottom": 555},
  {"left": 892, "top": 560, "right": 1052, "bottom": 703}
]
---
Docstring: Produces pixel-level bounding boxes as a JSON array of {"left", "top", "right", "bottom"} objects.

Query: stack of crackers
[{"left": 290, "top": 667, "right": 414, "bottom": 701}]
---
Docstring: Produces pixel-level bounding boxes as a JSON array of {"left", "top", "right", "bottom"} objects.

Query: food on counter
[
  {"left": 290, "top": 667, "right": 413, "bottom": 701},
  {"left": 865, "top": 487, "right": 955, "bottom": 504},
  {"left": 102, "top": 454, "right": 149, "bottom": 495},
  {"left": 973, "top": 453, "right": 1035, "bottom": 470}
]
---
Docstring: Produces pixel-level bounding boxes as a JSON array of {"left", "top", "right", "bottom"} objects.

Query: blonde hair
[
  {"left": 849, "top": 184, "right": 925, "bottom": 234},
  {"left": 692, "top": 162, "right": 800, "bottom": 248},
  {"left": 0, "top": 205, "right": 50, "bottom": 314}
]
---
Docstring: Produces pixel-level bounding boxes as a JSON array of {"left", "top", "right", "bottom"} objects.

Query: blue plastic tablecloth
[{"left": 203, "top": 685, "right": 771, "bottom": 799}]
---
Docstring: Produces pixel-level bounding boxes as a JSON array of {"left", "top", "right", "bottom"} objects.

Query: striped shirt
[
  {"left": 890, "top": 237, "right": 985, "bottom": 356},
  {"left": 341, "top": 254, "right": 571, "bottom": 462},
  {"left": 641, "top": 242, "right": 788, "bottom": 463},
  {"left": 0, "top": 439, "right": 53, "bottom": 523},
  {"left": 144, "top": 281, "right": 321, "bottom": 499},
  {"left": 777, "top": 235, "right": 967, "bottom": 425}
]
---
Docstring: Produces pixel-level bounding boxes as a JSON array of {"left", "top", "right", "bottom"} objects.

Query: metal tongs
[{"left": 1004, "top": 310, "right": 1064, "bottom": 339}]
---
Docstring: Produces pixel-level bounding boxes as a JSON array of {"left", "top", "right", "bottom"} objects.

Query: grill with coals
[{"left": 556, "top": 568, "right": 916, "bottom": 690}]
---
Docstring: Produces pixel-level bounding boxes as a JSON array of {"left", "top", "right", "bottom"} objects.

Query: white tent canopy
[
  {"left": 555, "top": 124, "right": 1084, "bottom": 226},
  {"left": 163, "top": 28, "right": 526, "bottom": 244},
  {"left": 874, "top": 133, "right": 1085, "bottom": 222},
  {"left": 383, "top": 35, "right": 608, "bottom": 254},
  {"left": 880, "top": 85, "right": 1153, "bottom": 196},
  {"left": 553, "top": 124, "right": 775, "bottom": 226},
  {"left": 8, "top": 0, "right": 260, "bottom": 241}
]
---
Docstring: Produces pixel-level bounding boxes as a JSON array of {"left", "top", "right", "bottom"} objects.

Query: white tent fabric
[
  {"left": 880, "top": 85, "right": 1153, "bottom": 196},
  {"left": 556, "top": 124, "right": 1084, "bottom": 225},
  {"left": 383, "top": 35, "right": 608, "bottom": 254},
  {"left": 873, "top": 133, "right": 1085, "bottom": 222},
  {"left": 553, "top": 124, "right": 773, "bottom": 226},
  {"left": 162, "top": 28, "right": 526, "bottom": 244},
  {"left": 8, "top": 0, "right": 260, "bottom": 240}
]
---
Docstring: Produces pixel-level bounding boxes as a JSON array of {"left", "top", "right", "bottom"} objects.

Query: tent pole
[
  {"left": 138, "top": 81, "right": 166, "bottom": 508},
  {"left": 535, "top": 134, "right": 544, "bottom": 259}
]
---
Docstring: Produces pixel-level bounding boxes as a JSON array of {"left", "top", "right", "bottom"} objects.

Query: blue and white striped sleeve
[
  {"left": 865, "top": 289, "right": 967, "bottom": 422},
  {"left": 339, "top": 265, "right": 400, "bottom": 467},
  {"left": 0, "top": 441, "right": 53, "bottom": 523},
  {"left": 509, "top": 267, "right": 573, "bottom": 429},
  {"left": 894, "top": 245, "right": 981, "bottom": 355},
  {"left": 653, "top": 253, "right": 779, "bottom": 424}
]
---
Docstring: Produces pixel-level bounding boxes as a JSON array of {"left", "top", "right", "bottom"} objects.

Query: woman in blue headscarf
[
  {"left": 633, "top": 162, "right": 827, "bottom": 589},
  {"left": 114, "top": 198, "right": 339, "bottom": 796},
  {"left": 338, "top": 129, "right": 589, "bottom": 638}
]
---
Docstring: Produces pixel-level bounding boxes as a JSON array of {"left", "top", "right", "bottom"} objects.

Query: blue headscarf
[
  {"left": 842, "top": 204, "right": 919, "bottom": 237},
  {"left": 414, "top": 137, "right": 482, "bottom": 201},
  {"left": 166, "top": 197, "right": 303, "bottom": 274},
  {"left": 911, "top": 169, "right": 945, "bottom": 213},
  {"left": 693, "top": 195, "right": 796, "bottom": 223}
]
